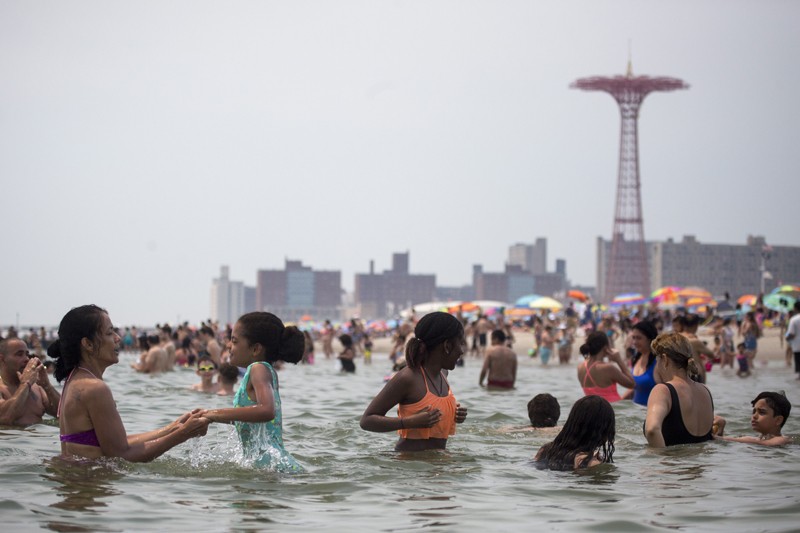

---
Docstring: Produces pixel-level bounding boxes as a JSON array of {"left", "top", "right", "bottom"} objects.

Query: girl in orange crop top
[
  {"left": 397, "top": 369, "right": 457, "bottom": 440},
  {"left": 360, "top": 312, "right": 468, "bottom": 452}
]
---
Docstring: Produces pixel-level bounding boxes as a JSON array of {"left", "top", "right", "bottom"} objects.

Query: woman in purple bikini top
[{"left": 50, "top": 305, "right": 210, "bottom": 462}]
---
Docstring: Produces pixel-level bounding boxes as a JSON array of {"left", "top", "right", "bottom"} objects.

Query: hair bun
[{"left": 47, "top": 339, "right": 62, "bottom": 359}]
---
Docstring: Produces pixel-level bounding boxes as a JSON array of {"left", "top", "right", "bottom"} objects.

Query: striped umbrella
[{"left": 611, "top": 293, "right": 648, "bottom": 306}]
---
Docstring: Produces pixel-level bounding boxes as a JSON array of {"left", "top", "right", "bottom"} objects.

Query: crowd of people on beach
[{"left": 1, "top": 297, "right": 797, "bottom": 472}]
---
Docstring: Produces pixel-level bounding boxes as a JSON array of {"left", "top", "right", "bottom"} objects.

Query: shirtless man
[
  {"left": 160, "top": 325, "right": 176, "bottom": 369},
  {"left": 476, "top": 315, "right": 492, "bottom": 358},
  {"left": 679, "top": 314, "right": 710, "bottom": 383},
  {"left": 131, "top": 334, "right": 170, "bottom": 374},
  {"left": 198, "top": 326, "right": 222, "bottom": 366},
  {"left": 0, "top": 338, "right": 60, "bottom": 426},
  {"left": 479, "top": 330, "right": 518, "bottom": 389}
]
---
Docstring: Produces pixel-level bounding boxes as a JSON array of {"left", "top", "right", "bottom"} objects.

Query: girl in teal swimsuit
[{"left": 201, "top": 312, "right": 305, "bottom": 472}]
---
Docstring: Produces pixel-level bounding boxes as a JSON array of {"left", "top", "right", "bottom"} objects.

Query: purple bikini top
[{"left": 60, "top": 428, "right": 101, "bottom": 447}]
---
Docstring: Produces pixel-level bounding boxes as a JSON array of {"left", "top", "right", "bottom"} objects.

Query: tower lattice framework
[{"left": 571, "top": 64, "right": 688, "bottom": 302}]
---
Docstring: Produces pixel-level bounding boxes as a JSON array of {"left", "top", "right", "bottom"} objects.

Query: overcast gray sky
[{"left": 2, "top": 1, "right": 799, "bottom": 327}]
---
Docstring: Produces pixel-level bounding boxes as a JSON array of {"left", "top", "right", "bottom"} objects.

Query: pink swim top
[{"left": 582, "top": 361, "right": 622, "bottom": 403}]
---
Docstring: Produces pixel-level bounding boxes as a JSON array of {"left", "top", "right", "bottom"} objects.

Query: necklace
[{"left": 423, "top": 367, "right": 445, "bottom": 396}]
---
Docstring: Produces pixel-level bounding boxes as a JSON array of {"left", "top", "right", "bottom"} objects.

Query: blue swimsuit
[
  {"left": 233, "top": 362, "right": 303, "bottom": 472},
  {"left": 632, "top": 355, "right": 657, "bottom": 406}
]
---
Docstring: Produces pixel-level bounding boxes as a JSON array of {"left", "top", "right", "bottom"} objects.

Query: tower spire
[
  {"left": 570, "top": 64, "right": 689, "bottom": 302},
  {"left": 626, "top": 40, "right": 633, "bottom": 77}
]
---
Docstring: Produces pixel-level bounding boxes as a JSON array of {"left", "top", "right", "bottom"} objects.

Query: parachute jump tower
[{"left": 571, "top": 61, "right": 688, "bottom": 302}]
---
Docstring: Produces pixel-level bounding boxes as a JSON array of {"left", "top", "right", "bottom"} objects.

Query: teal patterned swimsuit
[{"left": 233, "top": 361, "right": 303, "bottom": 472}]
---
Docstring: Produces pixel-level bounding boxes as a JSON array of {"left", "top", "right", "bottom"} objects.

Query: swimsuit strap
[{"left": 583, "top": 361, "right": 598, "bottom": 388}]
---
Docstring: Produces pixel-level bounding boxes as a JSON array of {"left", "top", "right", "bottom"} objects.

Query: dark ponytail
[
  {"left": 237, "top": 312, "right": 303, "bottom": 365},
  {"left": 49, "top": 305, "right": 107, "bottom": 383},
  {"left": 405, "top": 312, "right": 463, "bottom": 369}
]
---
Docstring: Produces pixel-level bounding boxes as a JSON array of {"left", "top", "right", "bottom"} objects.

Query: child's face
[
  {"left": 228, "top": 322, "right": 255, "bottom": 367},
  {"left": 751, "top": 399, "right": 783, "bottom": 435}
]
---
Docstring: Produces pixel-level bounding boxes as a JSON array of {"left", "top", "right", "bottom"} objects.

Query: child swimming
[
  {"left": 714, "top": 391, "right": 792, "bottom": 447},
  {"left": 200, "top": 312, "right": 305, "bottom": 472}
]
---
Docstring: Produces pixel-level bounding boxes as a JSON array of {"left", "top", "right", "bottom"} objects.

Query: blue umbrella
[{"left": 514, "top": 294, "right": 542, "bottom": 307}]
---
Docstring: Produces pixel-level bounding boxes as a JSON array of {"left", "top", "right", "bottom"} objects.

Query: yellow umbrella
[{"left": 528, "top": 296, "right": 563, "bottom": 310}]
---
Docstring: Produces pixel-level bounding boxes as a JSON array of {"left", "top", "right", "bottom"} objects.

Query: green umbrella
[{"left": 763, "top": 292, "right": 796, "bottom": 313}]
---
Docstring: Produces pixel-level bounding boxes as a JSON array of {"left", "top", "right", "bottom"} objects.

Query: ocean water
[{"left": 1, "top": 351, "right": 798, "bottom": 532}]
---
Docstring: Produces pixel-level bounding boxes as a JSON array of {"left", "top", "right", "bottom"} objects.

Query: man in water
[
  {"left": 0, "top": 338, "right": 60, "bottom": 426},
  {"left": 479, "top": 330, "right": 517, "bottom": 389}
]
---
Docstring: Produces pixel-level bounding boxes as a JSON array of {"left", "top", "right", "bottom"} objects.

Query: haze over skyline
[{"left": 2, "top": 1, "right": 799, "bottom": 327}]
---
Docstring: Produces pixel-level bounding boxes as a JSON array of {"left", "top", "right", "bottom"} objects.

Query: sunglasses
[{"left": 198, "top": 365, "right": 216, "bottom": 372}]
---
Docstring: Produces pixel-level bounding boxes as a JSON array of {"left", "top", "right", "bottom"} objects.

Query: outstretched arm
[{"left": 202, "top": 364, "right": 275, "bottom": 424}]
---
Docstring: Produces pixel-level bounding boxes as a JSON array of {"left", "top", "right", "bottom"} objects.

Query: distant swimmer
[
  {"left": 479, "top": 330, "right": 517, "bottom": 389},
  {"left": 0, "top": 338, "right": 60, "bottom": 426}
]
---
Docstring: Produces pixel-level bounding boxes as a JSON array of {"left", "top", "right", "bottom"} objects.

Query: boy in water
[
  {"left": 714, "top": 392, "right": 791, "bottom": 446},
  {"left": 498, "top": 393, "right": 561, "bottom": 434},
  {"left": 216, "top": 363, "right": 239, "bottom": 396}
]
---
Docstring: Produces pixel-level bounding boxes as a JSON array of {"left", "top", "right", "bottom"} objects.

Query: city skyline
[{"left": 3, "top": 1, "right": 799, "bottom": 326}]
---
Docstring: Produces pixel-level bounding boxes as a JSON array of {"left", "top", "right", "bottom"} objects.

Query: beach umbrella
[
  {"left": 771, "top": 284, "right": 800, "bottom": 299},
  {"left": 567, "top": 289, "right": 589, "bottom": 302},
  {"left": 528, "top": 296, "right": 563, "bottom": 310},
  {"left": 763, "top": 293, "right": 796, "bottom": 313},
  {"left": 449, "top": 302, "right": 479, "bottom": 313},
  {"left": 505, "top": 308, "right": 535, "bottom": 317},
  {"left": 737, "top": 294, "right": 757, "bottom": 306},
  {"left": 651, "top": 286, "right": 681, "bottom": 299},
  {"left": 677, "top": 286, "right": 712, "bottom": 300},
  {"left": 514, "top": 294, "right": 543, "bottom": 307},
  {"left": 611, "top": 293, "right": 648, "bottom": 306},
  {"left": 686, "top": 297, "right": 715, "bottom": 308}
]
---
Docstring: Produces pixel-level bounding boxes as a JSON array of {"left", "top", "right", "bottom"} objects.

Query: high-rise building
[
  {"left": 210, "top": 266, "right": 245, "bottom": 327},
  {"left": 255, "top": 260, "right": 341, "bottom": 321},
  {"left": 508, "top": 239, "right": 547, "bottom": 275},
  {"left": 354, "top": 252, "right": 435, "bottom": 318}
]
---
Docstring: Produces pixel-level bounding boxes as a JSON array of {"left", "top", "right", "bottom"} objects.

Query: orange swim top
[{"left": 397, "top": 369, "right": 457, "bottom": 440}]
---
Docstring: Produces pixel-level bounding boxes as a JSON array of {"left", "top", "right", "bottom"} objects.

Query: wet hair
[
  {"left": 579, "top": 331, "right": 609, "bottom": 358},
  {"left": 491, "top": 329, "right": 506, "bottom": 343},
  {"left": 536, "top": 395, "right": 615, "bottom": 470},
  {"left": 752, "top": 392, "right": 791, "bottom": 428},
  {"left": 631, "top": 321, "right": 659, "bottom": 366},
  {"left": 47, "top": 305, "right": 107, "bottom": 383},
  {"left": 218, "top": 363, "right": 239, "bottom": 384},
  {"left": 235, "top": 312, "right": 303, "bottom": 364},
  {"left": 339, "top": 334, "right": 353, "bottom": 348},
  {"left": 528, "top": 393, "right": 560, "bottom": 427},
  {"left": 405, "top": 312, "right": 464, "bottom": 369},
  {"left": 650, "top": 332, "right": 698, "bottom": 375}
]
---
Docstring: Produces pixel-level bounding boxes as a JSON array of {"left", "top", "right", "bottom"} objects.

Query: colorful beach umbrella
[
  {"left": 737, "top": 294, "right": 757, "bottom": 306},
  {"left": 611, "top": 293, "right": 648, "bottom": 306},
  {"left": 505, "top": 307, "right": 535, "bottom": 317},
  {"left": 677, "top": 286, "right": 712, "bottom": 300},
  {"left": 515, "top": 294, "right": 543, "bottom": 307},
  {"left": 771, "top": 285, "right": 800, "bottom": 299},
  {"left": 764, "top": 293, "right": 796, "bottom": 313},
  {"left": 567, "top": 289, "right": 589, "bottom": 302},
  {"left": 528, "top": 296, "right": 563, "bottom": 310}
]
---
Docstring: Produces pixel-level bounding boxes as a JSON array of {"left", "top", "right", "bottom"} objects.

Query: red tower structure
[{"left": 571, "top": 62, "right": 688, "bottom": 302}]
